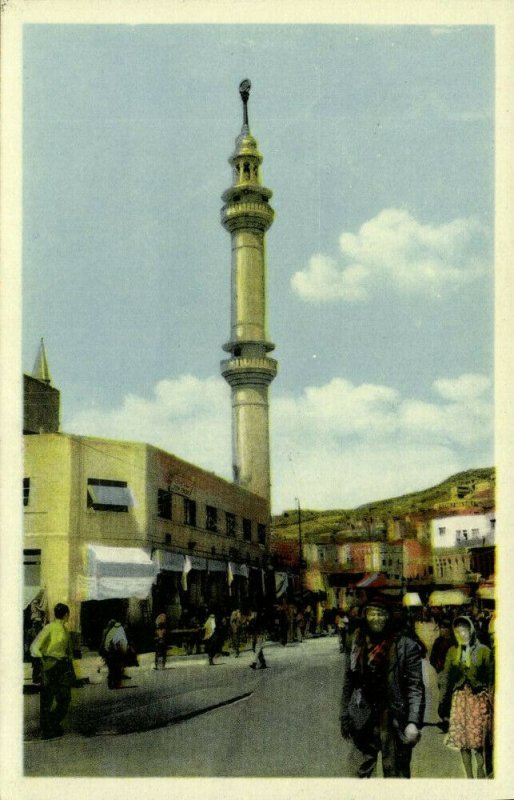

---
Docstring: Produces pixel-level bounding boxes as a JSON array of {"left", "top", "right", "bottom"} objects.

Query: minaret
[
  {"left": 220, "top": 80, "right": 277, "bottom": 503},
  {"left": 32, "top": 337, "right": 52, "bottom": 384}
]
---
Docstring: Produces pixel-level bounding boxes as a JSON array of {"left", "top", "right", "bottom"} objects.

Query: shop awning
[
  {"left": 153, "top": 550, "right": 185, "bottom": 573},
  {"left": 207, "top": 559, "right": 228, "bottom": 573},
  {"left": 477, "top": 581, "right": 495, "bottom": 601},
  {"left": 303, "top": 570, "right": 325, "bottom": 593},
  {"left": 230, "top": 562, "right": 249, "bottom": 578},
  {"left": 356, "top": 572, "right": 389, "bottom": 588},
  {"left": 78, "top": 544, "right": 158, "bottom": 601},
  {"left": 402, "top": 592, "right": 423, "bottom": 607},
  {"left": 428, "top": 589, "right": 468, "bottom": 607}
]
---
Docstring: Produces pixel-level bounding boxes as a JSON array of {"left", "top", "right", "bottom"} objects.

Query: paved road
[{"left": 24, "top": 636, "right": 464, "bottom": 778}]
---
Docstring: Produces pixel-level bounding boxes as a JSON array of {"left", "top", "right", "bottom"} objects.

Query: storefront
[{"left": 78, "top": 544, "right": 158, "bottom": 648}]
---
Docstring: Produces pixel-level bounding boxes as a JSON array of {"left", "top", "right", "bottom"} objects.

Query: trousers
[
  {"left": 345, "top": 708, "right": 414, "bottom": 778},
  {"left": 40, "top": 659, "right": 72, "bottom": 737}
]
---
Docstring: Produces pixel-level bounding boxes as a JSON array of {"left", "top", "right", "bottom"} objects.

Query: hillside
[{"left": 272, "top": 467, "right": 495, "bottom": 543}]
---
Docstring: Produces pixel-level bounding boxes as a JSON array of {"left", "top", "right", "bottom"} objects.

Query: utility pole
[{"left": 296, "top": 497, "right": 303, "bottom": 596}]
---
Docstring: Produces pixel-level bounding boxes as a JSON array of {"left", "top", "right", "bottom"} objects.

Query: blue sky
[{"left": 23, "top": 24, "right": 494, "bottom": 513}]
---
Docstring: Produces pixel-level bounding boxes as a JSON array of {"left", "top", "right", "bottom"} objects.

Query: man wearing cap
[{"left": 339, "top": 593, "right": 425, "bottom": 778}]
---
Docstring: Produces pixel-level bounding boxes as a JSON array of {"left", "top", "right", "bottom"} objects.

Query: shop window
[
  {"left": 226, "top": 512, "right": 236, "bottom": 537},
  {"left": 184, "top": 497, "right": 197, "bottom": 527},
  {"left": 23, "top": 478, "right": 30, "bottom": 507},
  {"left": 243, "top": 518, "right": 252, "bottom": 542},
  {"left": 157, "top": 488, "right": 172, "bottom": 520},
  {"left": 206, "top": 505, "right": 218, "bottom": 532},
  {"left": 87, "top": 478, "right": 133, "bottom": 512},
  {"left": 257, "top": 523, "right": 266, "bottom": 545}
]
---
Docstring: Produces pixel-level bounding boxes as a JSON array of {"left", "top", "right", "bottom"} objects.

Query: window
[
  {"left": 87, "top": 479, "right": 133, "bottom": 512},
  {"left": 243, "top": 518, "right": 252, "bottom": 542},
  {"left": 472, "top": 528, "right": 479, "bottom": 536},
  {"left": 157, "top": 489, "right": 172, "bottom": 520},
  {"left": 226, "top": 512, "right": 236, "bottom": 537},
  {"left": 184, "top": 497, "right": 197, "bottom": 527},
  {"left": 206, "top": 505, "right": 218, "bottom": 532},
  {"left": 438, "top": 527, "right": 446, "bottom": 536},
  {"left": 23, "top": 478, "right": 30, "bottom": 507},
  {"left": 257, "top": 523, "right": 266, "bottom": 545},
  {"left": 24, "top": 548, "right": 41, "bottom": 587}
]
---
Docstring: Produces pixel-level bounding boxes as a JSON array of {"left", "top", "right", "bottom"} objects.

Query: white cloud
[
  {"left": 291, "top": 208, "right": 489, "bottom": 303},
  {"left": 65, "top": 371, "right": 493, "bottom": 514},
  {"left": 66, "top": 375, "right": 232, "bottom": 478}
]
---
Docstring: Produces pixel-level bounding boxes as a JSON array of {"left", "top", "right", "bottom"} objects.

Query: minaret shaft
[{"left": 220, "top": 81, "right": 277, "bottom": 503}]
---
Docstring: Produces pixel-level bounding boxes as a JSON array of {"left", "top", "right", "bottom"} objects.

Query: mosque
[{"left": 23, "top": 81, "right": 278, "bottom": 649}]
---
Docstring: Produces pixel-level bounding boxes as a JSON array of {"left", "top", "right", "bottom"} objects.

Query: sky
[{"left": 22, "top": 23, "right": 495, "bottom": 514}]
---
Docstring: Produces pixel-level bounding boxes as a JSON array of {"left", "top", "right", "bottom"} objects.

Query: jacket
[
  {"left": 340, "top": 632, "right": 425, "bottom": 733},
  {"left": 438, "top": 640, "right": 494, "bottom": 719}
]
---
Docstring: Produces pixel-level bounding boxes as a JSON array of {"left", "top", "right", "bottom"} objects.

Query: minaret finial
[
  {"left": 32, "top": 337, "right": 52, "bottom": 385},
  {"left": 239, "top": 79, "right": 251, "bottom": 130}
]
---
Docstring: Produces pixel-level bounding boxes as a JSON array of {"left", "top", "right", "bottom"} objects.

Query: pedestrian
[
  {"left": 203, "top": 612, "right": 217, "bottom": 665},
  {"left": 438, "top": 615, "right": 494, "bottom": 778},
  {"left": 249, "top": 612, "right": 268, "bottom": 670},
  {"left": 30, "top": 602, "right": 75, "bottom": 740},
  {"left": 100, "top": 618, "right": 129, "bottom": 689},
  {"left": 27, "top": 591, "right": 47, "bottom": 684},
  {"left": 154, "top": 612, "right": 168, "bottom": 670},
  {"left": 339, "top": 593, "right": 425, "bottom": 778},
  {"left": 229, "top": 607, "right": 242, "bottom": 657},
  {"left": 429, "top": 619, "right": 454, "bottom": 675},
  {"left": 337, "top": 611, "right": 350, "bottom": 654}
]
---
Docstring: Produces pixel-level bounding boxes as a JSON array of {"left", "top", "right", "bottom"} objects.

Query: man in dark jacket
[{"left": 339, "top": 595, "right": 425, "bottom": 778}]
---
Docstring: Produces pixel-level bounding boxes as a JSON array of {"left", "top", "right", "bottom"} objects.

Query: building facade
[{"left": 24, "top": 433, "right": 271, "bottom": 643}]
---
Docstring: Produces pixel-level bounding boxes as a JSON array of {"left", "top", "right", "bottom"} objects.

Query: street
[{"left": 24, "top": 636, "right": 464, "bottom": 778}]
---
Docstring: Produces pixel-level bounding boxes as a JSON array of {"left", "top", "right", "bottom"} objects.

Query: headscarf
[{"left": 453, "top": 615, "right": 476, "bottom": 668}]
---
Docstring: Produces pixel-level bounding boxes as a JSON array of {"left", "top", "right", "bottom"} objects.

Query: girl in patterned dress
[{"left": 438, "top": 615, "right": 494, "bottom": 778}]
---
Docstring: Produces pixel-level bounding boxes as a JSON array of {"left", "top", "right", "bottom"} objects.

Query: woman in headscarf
[{"left": 438, "top": 615, "right": 494, "bottom": 778}]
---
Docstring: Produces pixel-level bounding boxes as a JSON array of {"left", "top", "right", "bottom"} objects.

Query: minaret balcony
[
  {"left": 221, "top": 200, "right": 274, "bottom": 233},
  {"left": 221, "top": 356, "right": 278, "bottom": 387}
]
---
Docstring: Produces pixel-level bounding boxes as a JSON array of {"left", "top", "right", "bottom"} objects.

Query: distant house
[{"left": 430, "top": 513, "right": 495, "bottom": 550}]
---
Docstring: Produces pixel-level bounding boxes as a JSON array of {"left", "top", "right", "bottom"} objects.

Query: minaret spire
[
  {"left": 239, "top": 78, "right": 251, "bottom": 130},
  {"left": 220, "top": 80, "right": 277, "bottom": 503},
  {"left": 32, "top": 338, "right": 52, "bottom": 384}
]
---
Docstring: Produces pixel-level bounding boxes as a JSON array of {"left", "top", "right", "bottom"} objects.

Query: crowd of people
[
  {"left": 27, "top": 592, "right": 495, "bottom": 777},
  {"left": 338, "top": 594, "right": 495, "bottom": 779}
]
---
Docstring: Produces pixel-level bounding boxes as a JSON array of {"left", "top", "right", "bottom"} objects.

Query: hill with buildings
[{"left": 272, "top": 467, "right": 495, "bottom": 545}]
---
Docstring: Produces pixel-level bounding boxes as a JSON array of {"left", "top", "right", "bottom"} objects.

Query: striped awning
[{"left": 356, "top": 572, "right": 388, "bottom": 588}]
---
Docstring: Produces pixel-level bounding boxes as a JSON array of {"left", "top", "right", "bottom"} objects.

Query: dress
[{"left": 439, "top": 637, "right": 493, "bottom": 751}]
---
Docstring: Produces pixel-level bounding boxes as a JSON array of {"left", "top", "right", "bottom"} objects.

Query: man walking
[
  {"left": 339, "top": 594, "right": 425, "bottom": 778},
  {"left": 30, "top": 602, "right": 75, "bottom": 740}
]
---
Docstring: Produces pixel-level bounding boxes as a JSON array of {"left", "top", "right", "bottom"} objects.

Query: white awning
[
  {"left": 229, "top": 562, "right": 249, "bottom": 578},
  {"left": 188, "top": 556, "right": 207, "bottom": 571},
  {"left": 207, "top": 559, "right": 227, "bottom": 573},
  {"left": 402, "top": 592, "right": 423, "bottom": 607},
  {"left": 477, "top": 583, "right": 495, "bottom": 600},
  {"left": 153, "top": 550, "right": 185, "bottom": 573},
  {"left": 78, "top": 544, "right": 158, "bottom": 601},
  {"left": 88, "top": 485, "right": 134, "bottom": 508},
  {"left": 428, "top": 589, "right": 468, "bottom": 607}
]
